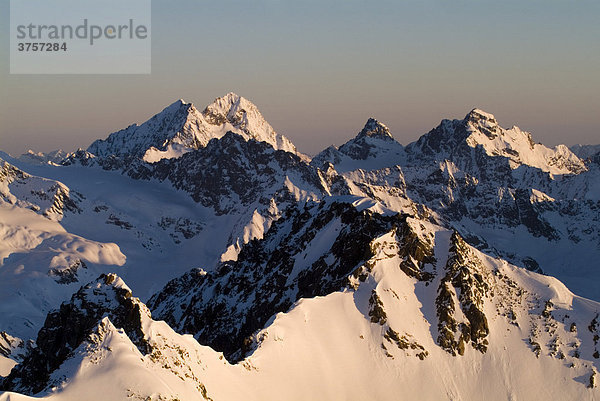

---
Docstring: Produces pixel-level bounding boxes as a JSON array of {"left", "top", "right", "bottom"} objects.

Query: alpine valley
[{"left": 1, "top": 93, "right": 599, "bottom": 400}]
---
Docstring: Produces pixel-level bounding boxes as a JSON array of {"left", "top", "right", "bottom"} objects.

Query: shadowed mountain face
[
  {"left": 148, "top": 200, "right": 410, "bottom": 361},
  {"left": 124, "top": 132, "right": 325, "bottom": 215},
  {"left": 1, "top": 97, "right": 600, "bottom": 400},
  {"left": 1, "top": 274, "right": 151, "bottom": 394},
  {"left": 312, "top": 109, "right": 599, "bottom": 299},
  {"left": 87, "top": 93, "right": 300, "bottom": 162}
]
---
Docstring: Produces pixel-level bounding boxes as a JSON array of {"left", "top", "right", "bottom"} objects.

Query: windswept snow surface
[
  {"left": 1, "top": 102, "right": 600, "bottom": 400},
  {"left": 2, "top": 227, "right": 600, "bottom": 400}
]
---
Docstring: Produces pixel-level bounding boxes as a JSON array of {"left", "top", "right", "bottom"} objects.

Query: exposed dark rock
[
  {"left": 436, "top": 232, "right": 490, "bottom": 355},
  {"left": 522, "top": 257, "right": 543, "bottom": 274},
  {"left": 368, "top": 290, "right": 387, "bottom": 325},
  {"left": 48, "top": 259, "right": 88, "bottom": 284},
  {"left": 125, "top": 132, "right": 325, "bottom": 215},
  {"left": 1, "top": 274, "right": 151, "bottom": 395},
  {"left": 149, "top": 200, "right": 406, "bottom": 361}
]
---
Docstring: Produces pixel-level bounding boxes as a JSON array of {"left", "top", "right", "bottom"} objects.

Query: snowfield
[{"left": 1, "top": 95, "right": 600, "bottom": 400}]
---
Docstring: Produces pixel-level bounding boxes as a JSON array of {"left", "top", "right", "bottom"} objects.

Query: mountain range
[{"left": 1, "top": 93, "right": 599, "bottom": 400}]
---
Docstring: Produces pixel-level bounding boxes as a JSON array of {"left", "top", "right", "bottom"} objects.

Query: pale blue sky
[{"left": 1, "top": 0, "right": 599, "bottom": 155}]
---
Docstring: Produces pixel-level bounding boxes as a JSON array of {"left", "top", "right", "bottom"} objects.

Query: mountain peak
[
  {"left": 1, "top": 274, "right": 151, "bottom": 394},
  {"left": 407, "top": 108, "right": 586, "bottom": 175},
  {"left": 465, "top": 108, "right": 497, "bottom": 125},
  {"left": 311, "top": 117, "right": 403, "bottom": 171},
  {"left": 218, "top": 92, "right": 242, "bottom": 103},
  {"left": 87, "top": 93, "right": 301, "bottom": 161},
  {"left": 160, "top": 98, "right": 195, "bottom": 117},
  {"left": 202, "top": 92, "right": 258, "bottom": 125},
  {"left": 202, "top": 93, "right": 300, "bottom": 156},
  {"left": 356, "top": 118, "right": 393, "bottom": 140},
  {"left": 167, "top": 98, "right": 187, "bottom": 108}
]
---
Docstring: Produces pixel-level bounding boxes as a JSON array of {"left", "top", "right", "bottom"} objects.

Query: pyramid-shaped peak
[
  {"left": 162, "top": 98, "right": 192, "bottom": 112},
  {"left": 148, "top": 99, "right": 199, "bottom": 124},
  {"left": 170, "top": 98, "right": 187, "bottom": 106},
  {"left": 356, "top": 118, "right": 393, "bottom": 140},
  {"left": 218, "top": 92, "right": 243, "bottom": 102},
  {"left": 465, "top": 108, "right": 497, "bottom": 125},
  {"left": 203, "top": 92, "right": 260, "bottom": 117}
]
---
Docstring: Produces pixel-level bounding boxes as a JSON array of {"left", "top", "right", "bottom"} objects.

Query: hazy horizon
[{"left": 1, "top": 0, "right": 599, "bottom": 156}]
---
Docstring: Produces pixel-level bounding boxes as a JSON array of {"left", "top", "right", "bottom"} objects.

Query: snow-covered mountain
[
  {"left": 405, "top": 109, "right": 586, "bottom": 175},
  {"left": 125, "top": 131, "right": 325, "bottom": 214},
  {"left": 320, "top": 109, "right": 600, "bottom": 300},
  {"left": 0, "top": 156, "right": 127, "bottom": 343},
  {"left": 3, "top": 204, "right": 600, "bottom": 400},
  {"left": 87, "top": 93, "right": 301, "bottom": 163},
  {"left": 1, "top": 98, "right": 600, "bottom": 400},
  {"left": 17, "top": 150, "right": 69, "bottom": 166},
  {"left": 312, "top": 118, "right": 405, "bottom": 173}
]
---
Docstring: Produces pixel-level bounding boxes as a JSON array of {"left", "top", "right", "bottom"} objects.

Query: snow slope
[
  {"left": 3, "top": 210, "right": 600, "bottom": 400},
  {"left": 321, "top": 110, "right": 600, "bottom": 300},
  {"left": 406, "top": 108, "right": 586, "bottom": 175},
  {"left": 87, "top": 93, "right": 301, "bottom": 162},
  {"left": 1, "top": 102, "right": 600, "bottom": 400},
  {"left": 312, "top": 118, "right": 406, "bottom": 173}
]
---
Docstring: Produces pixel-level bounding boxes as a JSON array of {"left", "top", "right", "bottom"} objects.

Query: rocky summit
[{"left": 1, "top": 94, "right": 599, "bottom": 400}]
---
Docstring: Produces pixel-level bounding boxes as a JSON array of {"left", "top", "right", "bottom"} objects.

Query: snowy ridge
[
  {"left": 17, "top": 150, "right": 69, "bottom": 166},
  {"left": 148, "top": 198, "right": 407, "bottom": 360},
  {"left": 87, "top": 93, "right": 302, "bottom": 163},
  {"left": 1, "top": 101, "right": 600, "bottom": 400},
  {"left": 3, "top": 206, "right": 600, "bottom": 400},
  {"left": 406, "top": 108, "right": 586, "bottom": 175},
  {"left": 0, "top": 158, "right": 83, "bottom": 221},
  {"left": 312, "top": 118, "right": 405, "bottom": 173}
]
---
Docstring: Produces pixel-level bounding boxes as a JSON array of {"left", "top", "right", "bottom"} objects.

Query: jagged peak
[
  {"left": 71, "top": 273, "right": 136, "bottom": 309},
  {"left": 159, "top": 98, "right": 195, "bottom": 116},
  {"left": 86, "top": 92, "right": 302, "bottom": 160},
  {"left": 201, "top": 92, "right": 267, "bottom": 129},
  {"left": 1, "top": 273, "right": 152, "bottom": 394},
  {"left": 356, "top": 118, "right": 393, "bottom": 140},
  {"left": 167, "top": 98, "right": 187, "bottom": 108},
  {"left": 406, "top": 108, "right": 587, "bottom": 175},
  {"left": 204, "top": 92, "right": 250, "bottom": 114},
  {"left": 94, "top": 273, "right": 133, "bottom": 296},
  {"left": 217, "top": 91, "right": 242, "bottom": 103},
  {"left": 464, "top": 108, "right": 498, "bottom": 125}
]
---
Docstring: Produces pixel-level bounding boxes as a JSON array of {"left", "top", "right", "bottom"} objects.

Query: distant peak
[
  {"left": 357, "top": 118, "right": 393, "bottom": 140},
  {"left": 221, "top": 92, "right": 242, "bottom": 102},
  {"left": 203, "top": 92, "right": 255, "bottom": 119},
  {"left": 209, "top": 92, "right": 246, "bottom": 109},
  {"left": 158, "top": 99, "right": 193, "bottom": 117},
  {"left": 465, "top": 108, "right": 497, "bottom": 125},
  {"left": 167, "top": 98, "right": 188, "bottom": 108}
]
